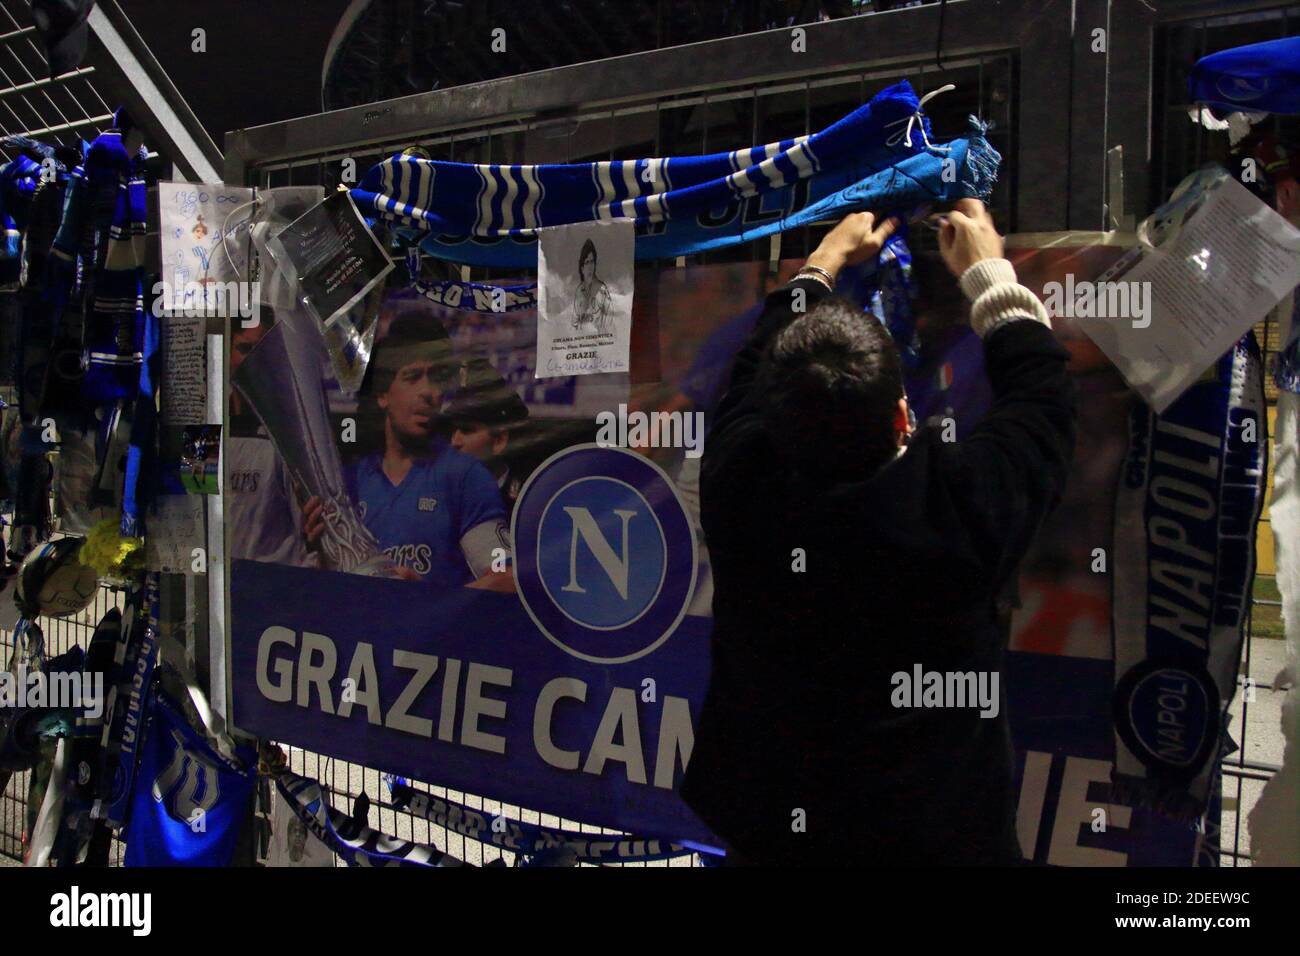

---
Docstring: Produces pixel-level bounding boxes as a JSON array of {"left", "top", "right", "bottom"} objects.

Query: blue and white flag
[{"left": 354, "top": 81, "right": 999, "bottom": 269}]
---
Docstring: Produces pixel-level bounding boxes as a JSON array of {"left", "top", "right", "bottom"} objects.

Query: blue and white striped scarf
[
  {"left": 389, "top": 781, "right": 695, "bottom": 864},
  {"left": 276, "top": 770, "right": 465, "bottom": 868},
  {"left": 355, "top": 81, "right": 998, "bottom": 269},
  {"left": 47, "top": 122, "right": 148, "bottom": 407}
]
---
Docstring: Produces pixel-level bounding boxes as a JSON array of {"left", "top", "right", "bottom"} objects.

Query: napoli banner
[
  {"left": 230, "top": 443, "right": 717, "bottom": 847},
  {"left": 226, "top": 243, "right": 1238, "bottom": 863}
]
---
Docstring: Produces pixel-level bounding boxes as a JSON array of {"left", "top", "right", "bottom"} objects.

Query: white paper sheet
[
  {"left": 1077, "top": 169, "right": 1300, "bottom": 413},
  {"left": 144, "top": 495, "right": 206, "bottom": 575},
  {"left": 158, "top": 182, "right": 255, "bottom": 308}
]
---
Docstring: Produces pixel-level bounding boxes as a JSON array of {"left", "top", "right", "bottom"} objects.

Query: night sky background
[{"left": 116, "top": 0, "right": 355, "bottom": 150}]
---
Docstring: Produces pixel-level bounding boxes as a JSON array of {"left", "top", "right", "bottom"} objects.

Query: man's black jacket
[{"left": 680, "top": 276, "right": 1077, "bottom": 865}]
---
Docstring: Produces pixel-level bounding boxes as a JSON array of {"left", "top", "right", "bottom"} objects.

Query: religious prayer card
[
  {"left": 1077, "top": 168, "right": 1300, "bottom": 413},
  {"left": 536, "top": 219, "right": 634, "bottom": 378}
]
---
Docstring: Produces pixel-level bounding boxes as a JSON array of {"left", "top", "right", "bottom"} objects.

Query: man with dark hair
[
  {"left": 304, "top": 316, "right": 510, "bottom": 588},
  {"left": 756, "top": 296, "right": 906, "bottom": 483},
  {"left": 681, "top": 200, "right": 1077, "bottom": 865}
]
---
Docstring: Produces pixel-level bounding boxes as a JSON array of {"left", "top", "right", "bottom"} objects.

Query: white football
[{"left": 15, "top": 538, "right": 100, "bottom": 618}]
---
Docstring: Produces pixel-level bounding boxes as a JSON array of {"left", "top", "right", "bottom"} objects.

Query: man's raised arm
[{"left": 936, "top": 200, "right": 1078, "bottom": 588}]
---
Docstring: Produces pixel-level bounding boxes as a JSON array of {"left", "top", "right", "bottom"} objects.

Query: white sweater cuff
[{"left": 958, "top": 258, "right": 1051, "bottom": 338}]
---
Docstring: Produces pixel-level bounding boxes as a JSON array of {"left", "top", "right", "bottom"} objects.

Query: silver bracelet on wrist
[{"left": 795, "top": 264, "right": 836, "bottom": 290}]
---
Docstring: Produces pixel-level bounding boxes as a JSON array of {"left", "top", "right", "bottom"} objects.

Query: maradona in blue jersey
[{"left": 347, "top": 439, "right": 506, "bottom": 588}]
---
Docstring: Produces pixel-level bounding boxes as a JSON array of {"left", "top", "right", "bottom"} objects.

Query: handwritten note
[
  {"left": 162, "top": 314, "right": 207, "bottom": 427},
  {"left": 159, "top": 181, "right": 255, "bottom": 308},
  {"left": 145, "top": 495, "right": 206, "bottom": 575},
  {"left": 161, "top": 314, "right": 207, "bottom": 486}
]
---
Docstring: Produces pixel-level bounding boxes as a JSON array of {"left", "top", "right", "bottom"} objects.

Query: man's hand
[
  {"left": 806, "top": 211, "right": 901, "bottom": 281},
  {"left": 466, "top": 568, "right": 517, "bottom": 592},
  {"left": 938, "top": 198, "right": 1004, "bottom": 278},
  {"left": 303, "top": 494, "right": 418, "bottom": 578},
  {"left": 303, "top": 495, "right": 324, "bottom": 550}
]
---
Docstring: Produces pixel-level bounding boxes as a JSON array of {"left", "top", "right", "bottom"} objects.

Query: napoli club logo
[
  {"left": 512, "top": 444, "right": 697, "bottom": 664},
  {"left": 1215, "top": 75, "right": 1273, "bottom": 105},
  {"left": 1114, "top": 658, "right": 1219, "bottom": 781}
]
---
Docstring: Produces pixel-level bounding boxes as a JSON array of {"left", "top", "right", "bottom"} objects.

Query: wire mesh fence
[
  {"left": 0, "top": 579, "right": 128, "bottom": 865},
  {"left": 0, "top": 572, "right": 1282, "bottom": 867}
]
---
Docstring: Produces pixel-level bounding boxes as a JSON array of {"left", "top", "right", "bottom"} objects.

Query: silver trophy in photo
[{"left": 232, "top": 306, "right": 396, "bottom": 577}]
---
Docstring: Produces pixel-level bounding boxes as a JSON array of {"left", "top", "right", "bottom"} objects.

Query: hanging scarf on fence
[
  {"left": 94, "top": 573, "right": 161, "bottom": 829},
  {"left": 388, "top": 781, "right": 696, "bottom": 864},
  {"left": 412, "top": 276, "right": 538, "bottom": 313},
  {"left": 403, "top": 247, "right": 538, "bottom": 313},
  {"left": 122, "top": 690, "right": 255, "bottom": 867},
  {"left": 275, "top": 770, "right": 466, "bottom": 868},
  {"left": 1110, "top": 333, "right": 1268, "bottom": 820},
  {"left": 354, "top": 80, "right": 999, "bottom": 269},
  {"left": 47, "top": 113, "right": 149, "bottom": 407},
  {"left": 0, "top": 153, "right": 42, "bottom": 285},
  {"left": 120, "top": 288, "right": 160, "bottom": 538}
]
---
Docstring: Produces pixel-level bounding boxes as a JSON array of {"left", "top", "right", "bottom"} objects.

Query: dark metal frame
[
  {"left": 224, "top": 0, "right": 1290, "bottom": 228},
  {"left": 84, "top": 0, "right": 222, "bottom": 182}
]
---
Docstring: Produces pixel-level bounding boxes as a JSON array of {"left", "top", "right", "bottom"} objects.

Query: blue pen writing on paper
[{"left": 174, "top": 190, "right": 199, "bottom": 216}]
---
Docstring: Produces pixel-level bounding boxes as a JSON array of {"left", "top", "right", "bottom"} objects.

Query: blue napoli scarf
[
  {"left": 389, "top": 781, "right": 696, "bottom": 864},
  {"left": 96, "top": 573, "right": 161, "bottom": 829},
  {"left": 276, "top": 770, "right": 465, "bottom": 868},
  {"left": 354, "top": 80, "right": 999, "bottom": 269},
  {"left": 1110, "top": 334, "right": 1267, "bottom": 820}
]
